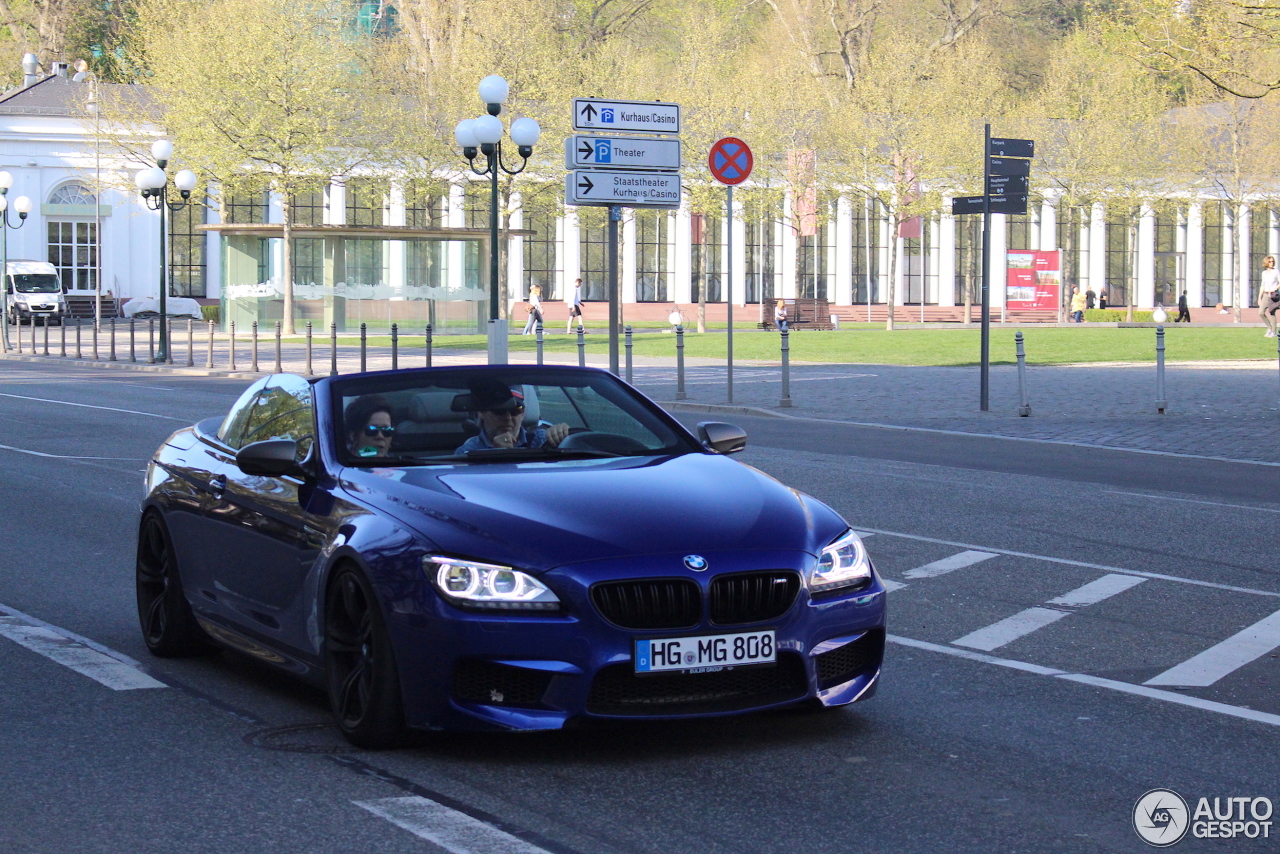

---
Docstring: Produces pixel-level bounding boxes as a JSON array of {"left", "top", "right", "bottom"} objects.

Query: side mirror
[
  {"left": 236, "top": 439, "right": 304, "bottom": 477},
  {"left": 697, "top": 421, "right": 747, "bottom": 455}
]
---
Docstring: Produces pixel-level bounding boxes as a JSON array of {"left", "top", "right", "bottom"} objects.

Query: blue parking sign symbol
[
  {"left": 600, "top": 108, "right": 615, "bottom": 123},
  {"left": 595, "top": 140, "right": 612, "bottom": 163}
]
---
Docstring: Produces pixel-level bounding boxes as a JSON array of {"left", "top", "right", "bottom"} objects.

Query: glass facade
[
  {"left": 635, "top": 209, "right": 669, "bottom": 302},
  {"left": 1105, "top": 208, "right": 1137, "bottom": 306},
  {"left": 1203, "top": 202, "right": 1232, "bottom": 307},
  {"left": 691, "top": 213, "right": 723, "bottom": 303},
  {"left": 853, "top": 197, "right": 881, "bottom": 305},
  {"left": 169, "top": 203, "right": 207, "bottom": 297},
  {"left": 522, "top": 206, "right": 560, "bottom": 301},
  {"left": 47, "top": 221, "right": 96, "bottom": 291}
]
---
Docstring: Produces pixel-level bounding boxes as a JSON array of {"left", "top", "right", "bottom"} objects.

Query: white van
[{"left": 5, "top": 260, "right": 66, "bottom": 325}]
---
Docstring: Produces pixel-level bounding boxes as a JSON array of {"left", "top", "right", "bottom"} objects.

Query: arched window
[{"left": 48, "top": 183, "right": 97, "bottom": 206}]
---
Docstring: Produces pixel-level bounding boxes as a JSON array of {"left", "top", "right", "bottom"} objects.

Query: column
[
  {"left": 1186, "top": 202, "right": 1203, "bottom": 308},
  {"left": 622, "top": 212, "right": 637, "bottom": 304},
  {"left": 1137, "top": 204, "right": 1155, "bottom": 308},
  {"left": 940, "top": 206, "right": 957, "bottom": 306},
  {"left": 781, "top": 194, "right": 797, "bottom": 298},
  {"left": 927, "top": 217, "right": 940, "bottom": 305},
  {"left": 1039, "top": 199, "right": 1057, "bottom": 251},
  {"left": 673, "top": 201, "right": 691, "bottom": 303},
  {"left": 991, "top": 214, "right": 1008, "bottom": 315},
  {"left": 835, "top": 195, "right": 853, "bottom": 306},
  {"left": 447, "top": 181, "right": 465, "bottom": 293},
  {"left": 877, "top": 208, "right": 890, "bottom": 304},
  {"left": 731, "top": 193, "right": 747, "bottom": 305},
  {"left": 507, "top": 191, "right": 523, "bottom": 307},
  {"left": 1237, "top": 203, "right": 1250, "bottom": 310},
  {"left": 1089, "top": 203, "right": 1106, "bottom": 300},
  {"left": 267, "top": 190, "right": 283, "bottom": 290},
  {"left": 561, "top": 207, "right": 581, "bottom": 300},
  {"left": 388, "top": 179, "right": 406, "bottom": 293},
  {"left": 205, "top": 192, "right": 222, "bottom": 300}
]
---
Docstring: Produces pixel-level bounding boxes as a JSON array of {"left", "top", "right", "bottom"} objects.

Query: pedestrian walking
[
  {"left": 565, "top": 278, "right": 582, "bottom": 333},
  {"left": 1175, "top": 291, "right": 1192, "bottom": 323},
  {"left": 1085, "top": 287, "right": 1096, "bottom": 310},
  {"left": 1069, "top": 286, "right": 1086, "bottom": 323},
  {"left": 1260, "top": 255, "right": 1280, "bottom": 337},
  {"left": 521, "top": 284, "right": 543, "bottom": 335}
]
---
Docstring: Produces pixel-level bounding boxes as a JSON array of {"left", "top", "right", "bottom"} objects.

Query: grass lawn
[{"left": 338, "top": 326, "right": 1280, "bottom": 366}]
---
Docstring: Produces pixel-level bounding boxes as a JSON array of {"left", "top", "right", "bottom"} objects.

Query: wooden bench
[{"left": 757, "top": 297, "right": 834, "bottom": 330}]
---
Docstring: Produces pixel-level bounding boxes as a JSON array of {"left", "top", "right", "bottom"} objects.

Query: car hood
[{"left": 339, "top": 453, "right": 845, "bottom": 572}]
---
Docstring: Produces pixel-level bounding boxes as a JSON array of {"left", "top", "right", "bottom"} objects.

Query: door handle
[{"left": 208, "top": 475, "right": 226, "bottom": 498}]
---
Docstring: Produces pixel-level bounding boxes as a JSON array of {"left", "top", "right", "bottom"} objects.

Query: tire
[
  {"left": 324, "top": 566, "right": 408, "bottom": 748},
  {"left": 135, "top": 512, "right": 212, "bottom": 657}
]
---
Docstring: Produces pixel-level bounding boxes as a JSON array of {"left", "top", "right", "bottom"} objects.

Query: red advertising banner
[{"left": 1006, "top": 250, "right": 1060, "bottom": 310}]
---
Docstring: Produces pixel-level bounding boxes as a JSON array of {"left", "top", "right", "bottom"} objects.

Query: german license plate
[{"left": 635, "top": 630, "right": 776, "bottom": 673}]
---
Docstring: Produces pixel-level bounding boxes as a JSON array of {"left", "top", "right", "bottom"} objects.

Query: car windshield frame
[
  {"left": 327, "top": 366, "right": 703, "bottom": 467},
  {"left": 10, "top": 274, "right": 60, "bottom": 293}
]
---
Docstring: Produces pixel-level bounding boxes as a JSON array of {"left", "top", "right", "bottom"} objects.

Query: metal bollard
[
  {"left": 186, "top": 319, "right": 194, "bottom": 367},
  {"left": 305, "top": 322, "right": 312, "bottom": 376},
  {"left": 129, "top": 317, "right": 136, "bottom": 362},
  {"left": 59, "top": 317, "right": 66, "bottom": 357},
  {"left": 1155, "top": 325, "right": 1167, "bottom": 414},
  {"left": 75, "top": 318, "right": 81, "bottom": 359},
  {"left": 1015, "top": 331, "right": 1032, "bottom": 417},
  {"left": 360, "top": 323, "right": 367, "bottom": 373},
  {"left": 779, "top": 329, "right": 792, "bottom": 407},
  {"left": 275, "top": 321, "right": 282, "bottom": 373},
  {"left": 90, "top": 318, "right": 97, "bottom": 360},
  {"left": 42, "top": 316, "right": 48, "bottom": 356},
  {"left": 535, "top": 323, "right": 543, "bottom": 365},
  {"left": 624, "top": 325, "right": 633, "bottom": 383},
  {"left": 167, "top": 318, "right": 174, "bottom": 365},
  {"left": 425, "top": 324, "right": 432, "bottom": 368},
  {"left": 14, "top": 318, "right": 20, "bottom": 354},
  {"left": 577, "top": 324, "right": 586, "bottom": 367},
  {"left": 391, "top": 323, "right": 399, "bottom": 370},
  {"left": 148, "top": 319, "right": 155, "bottom": 364},
  {"left": 109, "top": 318, "right": 116, "bottom": 361},
  {"left": 206, "top": 320, "right": 215, "bottom": 369},
  {"left": 251, "top": 321, "right": 259, "bottom": 372},
  {"left": 676, "top": 325, "right": 687, "bottom": 400},
  {"left": 330, "top": 322, "right": 337, "bottom": 377},
  {"left": 229, "top": 321, "right": 237, "bottom": 371}
]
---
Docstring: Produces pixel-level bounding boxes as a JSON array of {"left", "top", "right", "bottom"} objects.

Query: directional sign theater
[
  {"left": 565, "top": 135, "right": 681, "bottom": 171},
  {"left": 573, "top": 99, "right": 681, "bottom": 135},
  {"left": 566, "top": 170, "right": 681, "bottom": 208}
]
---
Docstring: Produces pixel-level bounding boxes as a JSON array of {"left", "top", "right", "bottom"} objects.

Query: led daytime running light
[
  {"left": 426, "top": 556, "right": 560, "bottom": 611},
  {"left": 811, "top": 529, "right": 872, "bottom": 594}
]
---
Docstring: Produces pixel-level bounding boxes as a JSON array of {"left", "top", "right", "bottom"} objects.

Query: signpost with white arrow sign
[
  {"left": 572, "top": 99, "right": 680, "bottom": 134},
  {"left": 565, "top": 170, "right": 681, "bottom": 207},
  {"left": 565, "top": 135, "right": 681, "bottom": 171}
]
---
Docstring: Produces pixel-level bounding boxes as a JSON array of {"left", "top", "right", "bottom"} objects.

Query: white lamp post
[
  {"left": 454, "top": 76, "right": 541, "bottom": 364},
  {"left": 0, "top": 171, "right": 32, "bottom": 352}
]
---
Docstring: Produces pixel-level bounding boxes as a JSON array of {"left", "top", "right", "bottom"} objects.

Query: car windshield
[
  {"left": 10, "top": 274, "right": 60, "bottom": 293},
  {"left": 331, "top": 367, "right": 699, "bottom": 466}
]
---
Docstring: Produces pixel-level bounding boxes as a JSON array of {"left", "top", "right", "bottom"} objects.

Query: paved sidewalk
[{"left": 5, "top": 329, "right": 1280, "bottom": 464}]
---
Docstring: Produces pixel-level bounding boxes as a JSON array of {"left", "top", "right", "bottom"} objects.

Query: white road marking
[
  {"left": 1145, "top": 608, "right": 1280, "bottom": 687},
  {"left": 953, "top": 607, "right": 1069, "bottom": 651},
  {"left": 858, "top": 526, "right": 1280, "bottom": 599},
  {"left": 889, "top": 634, "right": 1280, "bottom": 729},
  {"left": 0, "top": 442, "right": 141, "bottom": 461},
  {"left": 355, "top": 796, "right": 554, "bottom": 854},
  {"left": 881, "top": 579, "right": 907, "bottom": 592},
  {"left": 1047, "top": 573, "right": 1147, "bottom": 607},
  {"left": 903, "top": 550, "right": 997, "bottom": 579},
  {"left": 1104, "top": 490, "right": 1280, "bottom": 515},
  {"left": 0, "top": 616, "right": 165, "bottom": 690},
  {"left": 0, "top": 391, "right": 187, "bottom": 421}
]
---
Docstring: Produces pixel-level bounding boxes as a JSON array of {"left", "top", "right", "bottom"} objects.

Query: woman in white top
[{"left": 1260, "top": 256, "right": 1280, "bottom": 337}]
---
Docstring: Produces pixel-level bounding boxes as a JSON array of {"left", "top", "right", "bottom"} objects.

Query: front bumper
[{"left": 385, "top": 550, "right": 887, "bottom": 731}]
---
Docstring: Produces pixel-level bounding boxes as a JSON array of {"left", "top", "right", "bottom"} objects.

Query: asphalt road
[{"left": 1, "top": 360, "right": 1277, "bottom": 853}]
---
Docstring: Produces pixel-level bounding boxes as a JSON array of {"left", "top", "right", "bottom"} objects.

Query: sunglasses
[{"left": 362, "top": 424, "right": 395, "bottom": 438}]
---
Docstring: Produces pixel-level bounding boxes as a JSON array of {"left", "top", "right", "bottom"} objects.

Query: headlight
[
  {"left": 425, "top": 556, "right": 560, "bottom": 611},
  {"left": 810, "top": 529, "right": 872, "bottom": 594}
]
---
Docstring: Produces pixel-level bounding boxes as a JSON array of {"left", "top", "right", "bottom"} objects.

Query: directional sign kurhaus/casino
[
  {"left": 565, "top": 170, "right": 681, "bottom": 208},
  {"left": 565, "top": 135, "right": 681, "bottom": 171},
  {"left": 572, "top": 99, "right": 681, "bottom": 135}
]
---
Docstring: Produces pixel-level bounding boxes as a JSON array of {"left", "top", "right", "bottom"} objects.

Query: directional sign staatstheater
[
  {"left": 565, "top": 170, "right": 681, "bottom": 208},
  {"left": 572, "top": 99, "right": 681, "bottom": 135},
  {"left": 564, "top": 135, "right": 681, "bottom": 171}
]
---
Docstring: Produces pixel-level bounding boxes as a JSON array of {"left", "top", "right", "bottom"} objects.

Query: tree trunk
[
  {"left": 1059, "top": 207, "right": 1075, "bottom": 324},
  {"left": 885, "top": 219, "right": 897, "bottom": 331},
  {"left": 1126, "top": 217, "right": 1136, "bottom": 323},
  {"left": 281, "top": 194, "right": 294, "bottom": 335}
]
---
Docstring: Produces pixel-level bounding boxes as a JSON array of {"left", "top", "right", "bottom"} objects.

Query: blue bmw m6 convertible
[{"left": 138, "top": 365, "right": 885, "bottom": 746}]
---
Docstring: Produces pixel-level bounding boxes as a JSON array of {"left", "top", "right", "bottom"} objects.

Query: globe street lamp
[
  {"left": 0, "top": 171, "right": 33, "bottom": 352},
  {"left": 455, "top": 75, "right": 541, "bottom": 363},
  {"left": 135, "top": 140, "right": 197, "bottom": 362}
]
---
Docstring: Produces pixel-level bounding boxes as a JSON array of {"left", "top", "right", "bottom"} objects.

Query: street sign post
[
  {"left": 988, "top": 137, "right": 1034, "bottom": 158},
  {"left": 987, "top": 174, "right": 1029, "bottom": 196},
  {"left": 708, "top": 137, "right": 754, "bottom": 404},
  {"left": 986, "top": 194, "right": 1029, "bottom": 215},
  {"left": 565, "top": 135, "right": 681, "bottom": 171},
  {"left": 565, "top": 170, "right": 681, "bottom": 208},
  {"left": 572, "top": 99, "right": 680, "bottom": 134},
  {"left": 988, "top": 157, "right": 1031, "bottom": 177},
  {"left": 951, "top": 195, "right": 985, "bottom": 215}
]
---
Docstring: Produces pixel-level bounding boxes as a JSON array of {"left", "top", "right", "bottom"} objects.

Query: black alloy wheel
[
  {"left": 324, "top": 567, "right": 408, "bottom": 749},
  {"left": 135, "top": 512, "right": 211, "bottom": 657}
]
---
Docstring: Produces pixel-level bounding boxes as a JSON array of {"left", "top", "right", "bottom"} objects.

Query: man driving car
[{"left": 454, "top": 381, "right": 570, "bottom": 454}]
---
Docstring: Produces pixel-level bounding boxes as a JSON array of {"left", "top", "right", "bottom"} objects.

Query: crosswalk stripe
[
  {"left": 0, "top": 616, "right": 165, "bottom": 690},
  {"left": 953, "top": 607, "right": 1069, "bottom": 651},
  {"left": 903, "top": 550, "right": 997, "bottom": 579},
  {"left": 880, "top": 579, "right": 907, "bottom": 592},
  {"left": 1145, "top": 608, "right": 1280, "bottom": 687},
  {"left": 953, "top": 574, "right": 1147, "bottom": 652},
  {"left": 355, "top": 796, "right": 554, "bottom": 854},
  {"left": 1047, "top": 573, "right": 1146, "bottom": 607}
]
